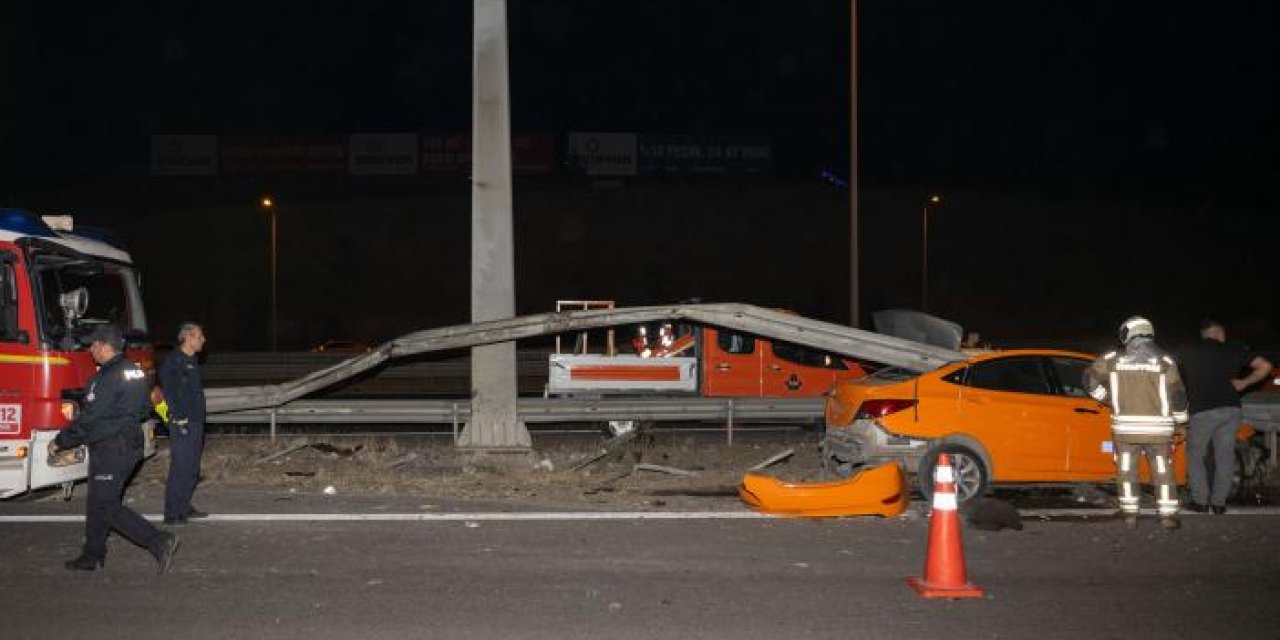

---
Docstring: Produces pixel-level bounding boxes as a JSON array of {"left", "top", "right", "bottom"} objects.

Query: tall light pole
[
  {"left": 921, "top": 194, "right": 942, "bottom": 312},
  {"left": 261, "top": 195, "right": 278, "bottom": 352},
  {"left": 459, "top": 0, "right": 530, "bottom": 450},
  {"left": 849, "top": 0, "right": 860, "bottom": 327}
]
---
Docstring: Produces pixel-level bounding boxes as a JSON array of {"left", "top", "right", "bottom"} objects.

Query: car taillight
[{"left": 855, "top": 399, "right": 916, "bottom": 419}]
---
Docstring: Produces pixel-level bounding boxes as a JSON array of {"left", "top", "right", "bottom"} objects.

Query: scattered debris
[
  {"left": 961, "top": 497, "right": 1024, "bottom": 531},
  {"left": 571, "top": 431, "right": 639, "bottom": 471},
  {"left": 385, "top": 453, "right": 421, "bottom": 470},
  {"left": 254, "top": 442, "right": 365, "bottom": 465},
  {"left": 254, "top": 443, "right": 310, "bottom": 465},
  {"left": 634, "top": 463, "right": 699, "bottom": 477},
  {"left": 534, "top": 458, "right": 555, "bottom": 472},
  {"left": 748, "top": 448, "right": 796, "bottom": 471},
  {"left": 323, "top": 485, "right": 337, "bottom": 495},
  {"left": 311, "top": 443, "right": 364, "bottom": 457},
  {"left": 584, "top": 468, "right": 634, "bottom": 495}
]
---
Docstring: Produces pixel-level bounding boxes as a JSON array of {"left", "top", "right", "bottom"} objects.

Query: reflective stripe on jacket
[{"left": 1085, "top": 345, "right": 1189, "bottom": 438}]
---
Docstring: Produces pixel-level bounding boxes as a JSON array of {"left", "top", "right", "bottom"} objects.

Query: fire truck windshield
[{"left": 32, "top": 253, "right": 146, "bottom": 349}]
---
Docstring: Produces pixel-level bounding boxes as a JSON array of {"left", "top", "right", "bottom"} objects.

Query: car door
[
  {"left": 701, "top": 328, "right": 762, "bottom": 397},
  {"left": 1046, "top": 355, "right": 1116, "bottom": 479},
  {"left": 953, "top": 356, "right": 1071, "bottom": 479}
]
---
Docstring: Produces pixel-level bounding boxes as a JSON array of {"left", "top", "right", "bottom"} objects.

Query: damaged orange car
[{"left": 822, "top": 349, "right": 1193, "bottom": 503}]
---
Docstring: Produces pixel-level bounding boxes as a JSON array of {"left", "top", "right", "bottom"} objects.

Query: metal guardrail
[
  {"left": 205, "top": 303, "right": 965, "bottom": 414},
  {"left": 207, "top": 397, "right": 825, "bottom": 425},
  {"left": 1243, "top": 392, "right": 1280, "bottom": 467},
  {"left": 202, "top": 351, "right": 550, "bottom": 382},
  {"left": 206, "top": 396, "right": 826, "bottom": 444}
]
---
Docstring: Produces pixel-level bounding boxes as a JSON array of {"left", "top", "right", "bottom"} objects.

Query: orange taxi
[{"left": 822, "top": 349, "right": 1191, "bottom": 503}]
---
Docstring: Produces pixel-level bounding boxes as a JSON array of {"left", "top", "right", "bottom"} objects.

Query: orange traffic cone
[{"left": 907, "top": 453, "right": 985, "bottom": 599}]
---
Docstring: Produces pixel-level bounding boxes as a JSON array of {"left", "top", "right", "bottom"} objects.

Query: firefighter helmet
[{"left": 1118, "top": 316, "right": 1155, "bottom": 345}]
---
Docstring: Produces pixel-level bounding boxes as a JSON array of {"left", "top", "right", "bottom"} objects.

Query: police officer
[
  {"left": 49, "top": 324, "right": 179, "bottom": 573},
  {"left": 1085, "top": 317, "right": 1190, "bottom": 530},
  {"left": 161, "top": 321, "right": 208, "bottom": 525}
]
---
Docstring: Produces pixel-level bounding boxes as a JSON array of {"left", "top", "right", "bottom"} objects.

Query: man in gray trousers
[{"left": 1178, "top": 320, "right": 1272, "bottom": 514}]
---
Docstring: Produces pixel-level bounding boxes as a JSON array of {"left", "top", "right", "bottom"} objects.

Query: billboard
[
  {"left": 349, "top": 133, "right": 420, "bottom": 176},
  {"left": 422, "top": 133, "right": 555, "bottom": 175},
  {"left": 150, "top": 135, "right": 217, "bottom": 177},
  {"left": 219, "top": 135, "right": 347, "bottom": 175},
  {"left": 638, "top": 135, "right": 773, "bottom": 176},
  {"left": 566, "top": 132, "right": 637, "bottom": 176}
]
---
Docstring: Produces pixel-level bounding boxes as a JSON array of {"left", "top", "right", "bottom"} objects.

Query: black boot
[
  {"left": 65, "top": 555, "right": 103, "bottom": 571},
  {"left": 151, "top": 532, "right": 180, "bottom": 575}
]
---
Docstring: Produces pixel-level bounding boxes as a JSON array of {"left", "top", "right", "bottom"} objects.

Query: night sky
[{"left": 1, "top": 1, "right": 1276, "bottom": 350}]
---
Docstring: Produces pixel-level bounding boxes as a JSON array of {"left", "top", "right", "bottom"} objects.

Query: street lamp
[
  {"left": 260, "top": 195, "right": 277, "bottom": 352},
  {"left": 921, "top": 194, "right": 942, "bottom": 312},
  {"left": 849, "top": 0, "right": 860, "bottom": 327}
]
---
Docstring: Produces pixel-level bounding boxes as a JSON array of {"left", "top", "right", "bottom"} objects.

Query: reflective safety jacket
[{"left": 1084, "top": 339, "right": 1189, "bottom": 442}]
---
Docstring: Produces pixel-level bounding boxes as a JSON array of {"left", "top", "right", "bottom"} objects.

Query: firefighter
[
  {"left": 631, "top": 326, "right": 651, "bottom": 357},
  {"left": 48, "top": 324, "right": 180, "bottom": 573},
  {"left": 656, "top": 324, "right": 675, "bottom": 351},
  {"left": 1085, "top": 317, "right": 1189, "bottom": 530},
  {"left": 161, "top": 321, "right": 208, "bottom": 524}
]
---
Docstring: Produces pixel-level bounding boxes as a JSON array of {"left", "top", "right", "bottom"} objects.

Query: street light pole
[
  {"left": 849, "top": 0, "right": 860, "bottom": 328},
  {"left": 921, "top": 194, "right": 941, "bottom": 312},
  {"left": 261, "top": 196, "right": 278, "bottom": 352}
]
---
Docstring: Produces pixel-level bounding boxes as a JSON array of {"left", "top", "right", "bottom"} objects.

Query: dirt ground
[
  {"left": 123, "top": 430, "right": 1280, "bottom": 512},
  {"left": 130, "top": 431, "right": 833, "bottom": 511}
]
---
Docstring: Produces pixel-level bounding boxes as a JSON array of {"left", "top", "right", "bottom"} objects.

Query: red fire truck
[{"left": 0, "top": 209, "right": 154, "bottom": 499}]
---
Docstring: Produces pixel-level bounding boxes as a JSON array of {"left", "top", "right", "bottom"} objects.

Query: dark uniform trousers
[
  {"left": 164, "top": 420, "right": 204, "bottom": 519},
  {"left": 85, "top": 435, "right": 165, "bottom": 561}
]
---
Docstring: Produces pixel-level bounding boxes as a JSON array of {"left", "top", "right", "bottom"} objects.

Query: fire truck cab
[{"left": 0, "top": 209, "right": 153, "bottom": 499}]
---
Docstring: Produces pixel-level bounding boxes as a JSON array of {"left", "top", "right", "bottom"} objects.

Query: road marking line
[
  {"left": 4, "top": 507, "right": 1280, "bottom": 524},
  {"left": 0, "top": 511, "right": 774, "bottom": 523}
]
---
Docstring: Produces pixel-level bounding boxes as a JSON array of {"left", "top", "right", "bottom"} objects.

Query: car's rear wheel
[{"left": 919, "top": 444, "right": 988, "bottom": 504}]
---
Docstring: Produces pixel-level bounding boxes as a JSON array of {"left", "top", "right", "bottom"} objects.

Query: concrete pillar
[{"left": 459, "top": 0, "right": 531, "bottom": 450}]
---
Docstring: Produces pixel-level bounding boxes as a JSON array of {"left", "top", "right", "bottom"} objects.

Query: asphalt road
[{"left": 2, "top": 496, "right": 1278, "bottom": 640}]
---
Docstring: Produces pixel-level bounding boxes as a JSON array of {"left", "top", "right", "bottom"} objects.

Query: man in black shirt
[{"left": 1178, "top": 320, "right": 1272, "bottom": 514}]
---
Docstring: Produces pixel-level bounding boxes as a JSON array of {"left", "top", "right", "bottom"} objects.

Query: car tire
[{"left": 919, "top": 444, "right": 988, "bottom": 505}]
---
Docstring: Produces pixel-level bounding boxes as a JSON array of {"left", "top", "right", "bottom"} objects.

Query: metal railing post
[
  {"left": 726, "top": 397, "right": 734, "bottom": 446},
  {"left": 452, "top": 402, "right": 460, "bottom": 445}
]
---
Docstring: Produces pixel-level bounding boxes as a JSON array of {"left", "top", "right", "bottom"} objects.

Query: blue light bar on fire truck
[{"left": 0, "top": 208, "right": 59, "bottom": 237}]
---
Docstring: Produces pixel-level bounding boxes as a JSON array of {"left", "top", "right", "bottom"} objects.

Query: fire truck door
[
  {"left": 0, "top": 251, "right": 36, "bottom": 455},
  {"left": 701, "top": 328, "right": 763, "bottom": 397}
]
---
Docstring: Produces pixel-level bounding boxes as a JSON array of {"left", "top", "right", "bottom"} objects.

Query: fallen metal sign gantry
[{"left": 206, "top": 303, "right": 966, "bottom": 415}]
